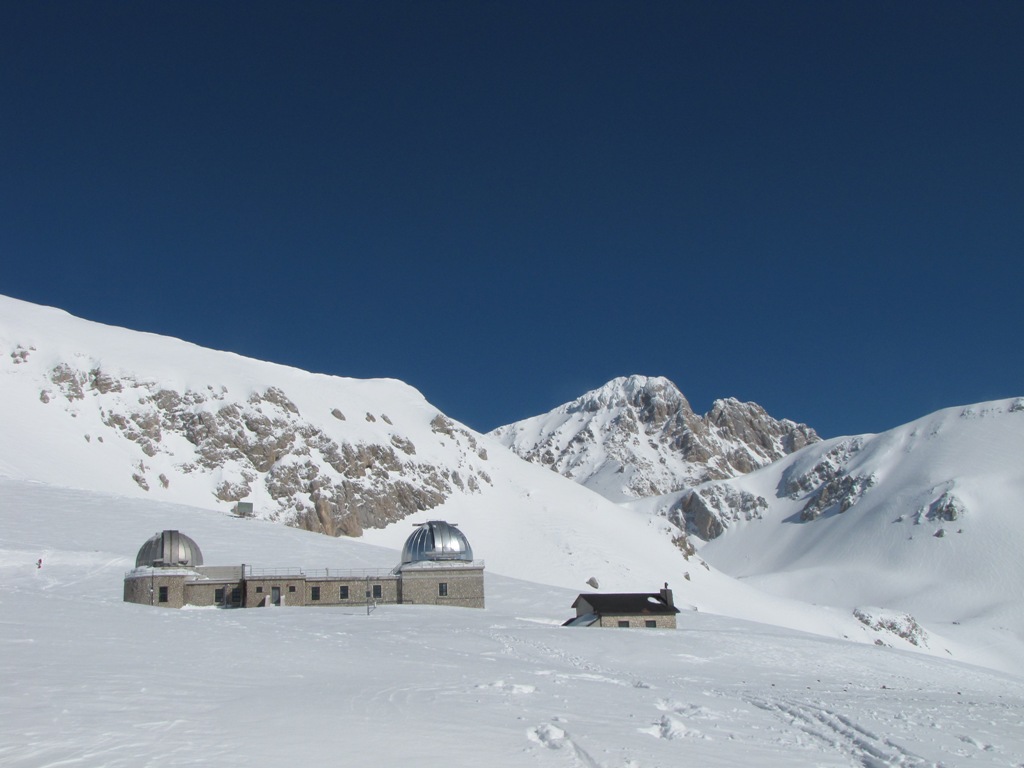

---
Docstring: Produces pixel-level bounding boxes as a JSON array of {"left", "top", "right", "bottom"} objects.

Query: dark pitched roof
[{"left": 571, "top": 592, "right": 679, "bottom": 615}]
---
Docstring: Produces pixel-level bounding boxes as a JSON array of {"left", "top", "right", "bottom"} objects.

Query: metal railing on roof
[
  {"left": 243, "top": 566, "right": 396, "bottom": 579},
  {"left": 304, "top": 568, "right": 398, "bottom": 580}
]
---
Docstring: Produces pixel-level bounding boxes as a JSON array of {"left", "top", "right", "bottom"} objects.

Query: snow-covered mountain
[
  {"left": 490, "top": 375, "right": 819, "bottom": 502},
  {"left": 629, "top": 398, "right": 1024, "bottom": 671},
  {"left": 1, "top": 293, "right": 908, "bottom": 648},
  {"left": 3, "top": 294, "right": 1024, "bottom": 676},
  {"left": 486, "top": 369, "right": 1024, "bottom": 674}
]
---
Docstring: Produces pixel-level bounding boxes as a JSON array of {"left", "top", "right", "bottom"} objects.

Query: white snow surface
[{"left": 4, "top": 477, "right": 1024, "bottom": 768}]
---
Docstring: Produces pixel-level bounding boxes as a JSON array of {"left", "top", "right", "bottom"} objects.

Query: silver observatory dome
[
  {"left": 401, "top": 521, "right": 473, "bottom": 564},
  {"left": 135, "top": 530, "right": 204, "bottom": 568}
]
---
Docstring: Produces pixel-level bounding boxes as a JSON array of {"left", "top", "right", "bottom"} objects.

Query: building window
[
  {"left": 256, "top": 586, "right": 263, "bottom": 594},
  {"left": 645, "top": 620, "right": 657, "bottom": 628},
  {"left": 372, "top": 584, "right": 382, "bottom": 599},
  {"left": 438, "top": 582, "right": 448, "bottom": 597},
  {"left": 158, "top": 586, "right": 169, "bottom": 603},
  {"left": 617, "top": 620, "right": 630, "bottom": 628},
  {"left": 288, "top": 585, "right": 296, "bottom": 593},
  {"left": 311, "top": 586, "right": 321, "bottom": 601},
  {"left": 339, "top": 586, "right": 349, "bottom": 599},
  {"left": 215, "top": 588, "right": 225, "bottom": 603},
  {"left": 231, "top": 588, "right": 242, "bottom": 605}
]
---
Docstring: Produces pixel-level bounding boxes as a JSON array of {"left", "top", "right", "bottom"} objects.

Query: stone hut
[{"left": 563, "top": 584, "right": 679, "bottom": 629}]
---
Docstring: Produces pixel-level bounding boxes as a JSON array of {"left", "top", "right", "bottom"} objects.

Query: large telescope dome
[
  {"left": 401, "top": 521, "right": 473, "bottom": 564},
  {"left": 135, "top": 530, "right": 204, "bottom": 568}
]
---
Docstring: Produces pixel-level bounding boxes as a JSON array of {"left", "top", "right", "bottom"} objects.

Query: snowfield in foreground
[{"left": 3, "top": 479, "right": 1023, "bottom": 767}]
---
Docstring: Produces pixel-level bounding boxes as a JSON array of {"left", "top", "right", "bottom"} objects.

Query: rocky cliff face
[{"left": 490, "top": 375, "right": 819, "bottom": 502}]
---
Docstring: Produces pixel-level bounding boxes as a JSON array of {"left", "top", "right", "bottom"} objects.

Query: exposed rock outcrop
[
  {"left": 799, "top": 473, "right": 876, "bottom": 522},
  {"left": 775, "top": 437, "right": 878, "bottom": 523},
  {"left": 35, "top": 363, "right": 492, "bottom": 536},
  {"left": 854, "top": 607, "right": 929, "bottom": 647},
  {"left": 780, "top": 438, "right": 865, "bottom": 498},
  {"left": 668, "top": 485, "right": 770, "bottom": 540},
  {"left": 926, "top": 490, "right": 966, "bottom": 522}
]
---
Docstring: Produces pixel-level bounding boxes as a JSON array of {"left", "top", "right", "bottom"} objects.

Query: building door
[{"left": 271, "top": 586, "right": 281, "bottom": 606}]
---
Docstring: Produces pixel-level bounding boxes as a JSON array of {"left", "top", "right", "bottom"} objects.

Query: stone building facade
[
  {"left": 397, "top": 561, "right": 486, "bottom": 608},
  {"left": 124, "top": 522, "right": 485, "bottom": 610}
]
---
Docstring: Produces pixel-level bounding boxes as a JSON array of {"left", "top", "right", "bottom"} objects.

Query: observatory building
[
  {"left": 395, "top": 520, "right": 480, "bottom": 606},
  {"left": 123, "top": 521, "right": 484, "bottom": 610}
]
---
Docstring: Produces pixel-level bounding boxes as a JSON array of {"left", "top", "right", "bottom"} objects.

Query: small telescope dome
[
  {"left": 401, "top": 521, "right": 473, "bottom": 564},
  {"left": 135, "top": 530, "right": 204, "bottom": 568}
]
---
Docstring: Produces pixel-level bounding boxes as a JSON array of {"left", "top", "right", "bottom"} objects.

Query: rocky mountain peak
[
  {"left": 570, "top": 375, "right": 694, "bottom": 418},
  {"left": 491, "top": 376, "right": 820, "bottom": 502}
]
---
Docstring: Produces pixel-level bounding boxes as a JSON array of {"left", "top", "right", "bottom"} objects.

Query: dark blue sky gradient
[{"left": 3, "top": 2, "right": 1022, "bottom": 437}]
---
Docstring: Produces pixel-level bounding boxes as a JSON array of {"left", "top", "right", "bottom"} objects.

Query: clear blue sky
[{"left": 3, "top": 1, "right": 1022, "bottom": 438}]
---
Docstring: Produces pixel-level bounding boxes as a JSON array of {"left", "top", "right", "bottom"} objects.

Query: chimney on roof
[{"left": 660, "top": 582, "right": 674, "bottom": 608}]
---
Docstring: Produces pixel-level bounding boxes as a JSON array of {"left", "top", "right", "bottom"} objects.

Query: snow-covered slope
[
  {"left": 0, "top": 295, "right": 498, "bottom": 536},
  {"left": 491, "top": 375, "right": 818, "bottom": 502},
  {"left": 630, "top": 399, "right": 1024, "bottom": 673},
  {"left": 3, "top": 478, "right": 1023, "bottom": 767}
]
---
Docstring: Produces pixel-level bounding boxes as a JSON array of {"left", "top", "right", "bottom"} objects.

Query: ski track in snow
[{"left": 748, "top": 697, "right": 929, "bottom": 767}]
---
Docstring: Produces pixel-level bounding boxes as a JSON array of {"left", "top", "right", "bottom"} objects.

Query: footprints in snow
[
  {"left": 476, "top": 680, "right": 536, "bottom": 695},
  {"left": 639, "top": 714, "right": 708, "bottom": 741},
  {"left": 527, "top": 722, "right": 602, "bottom": 768},
  {"left": 638, "top": 698, "right": 719, "bottom": 741}
]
